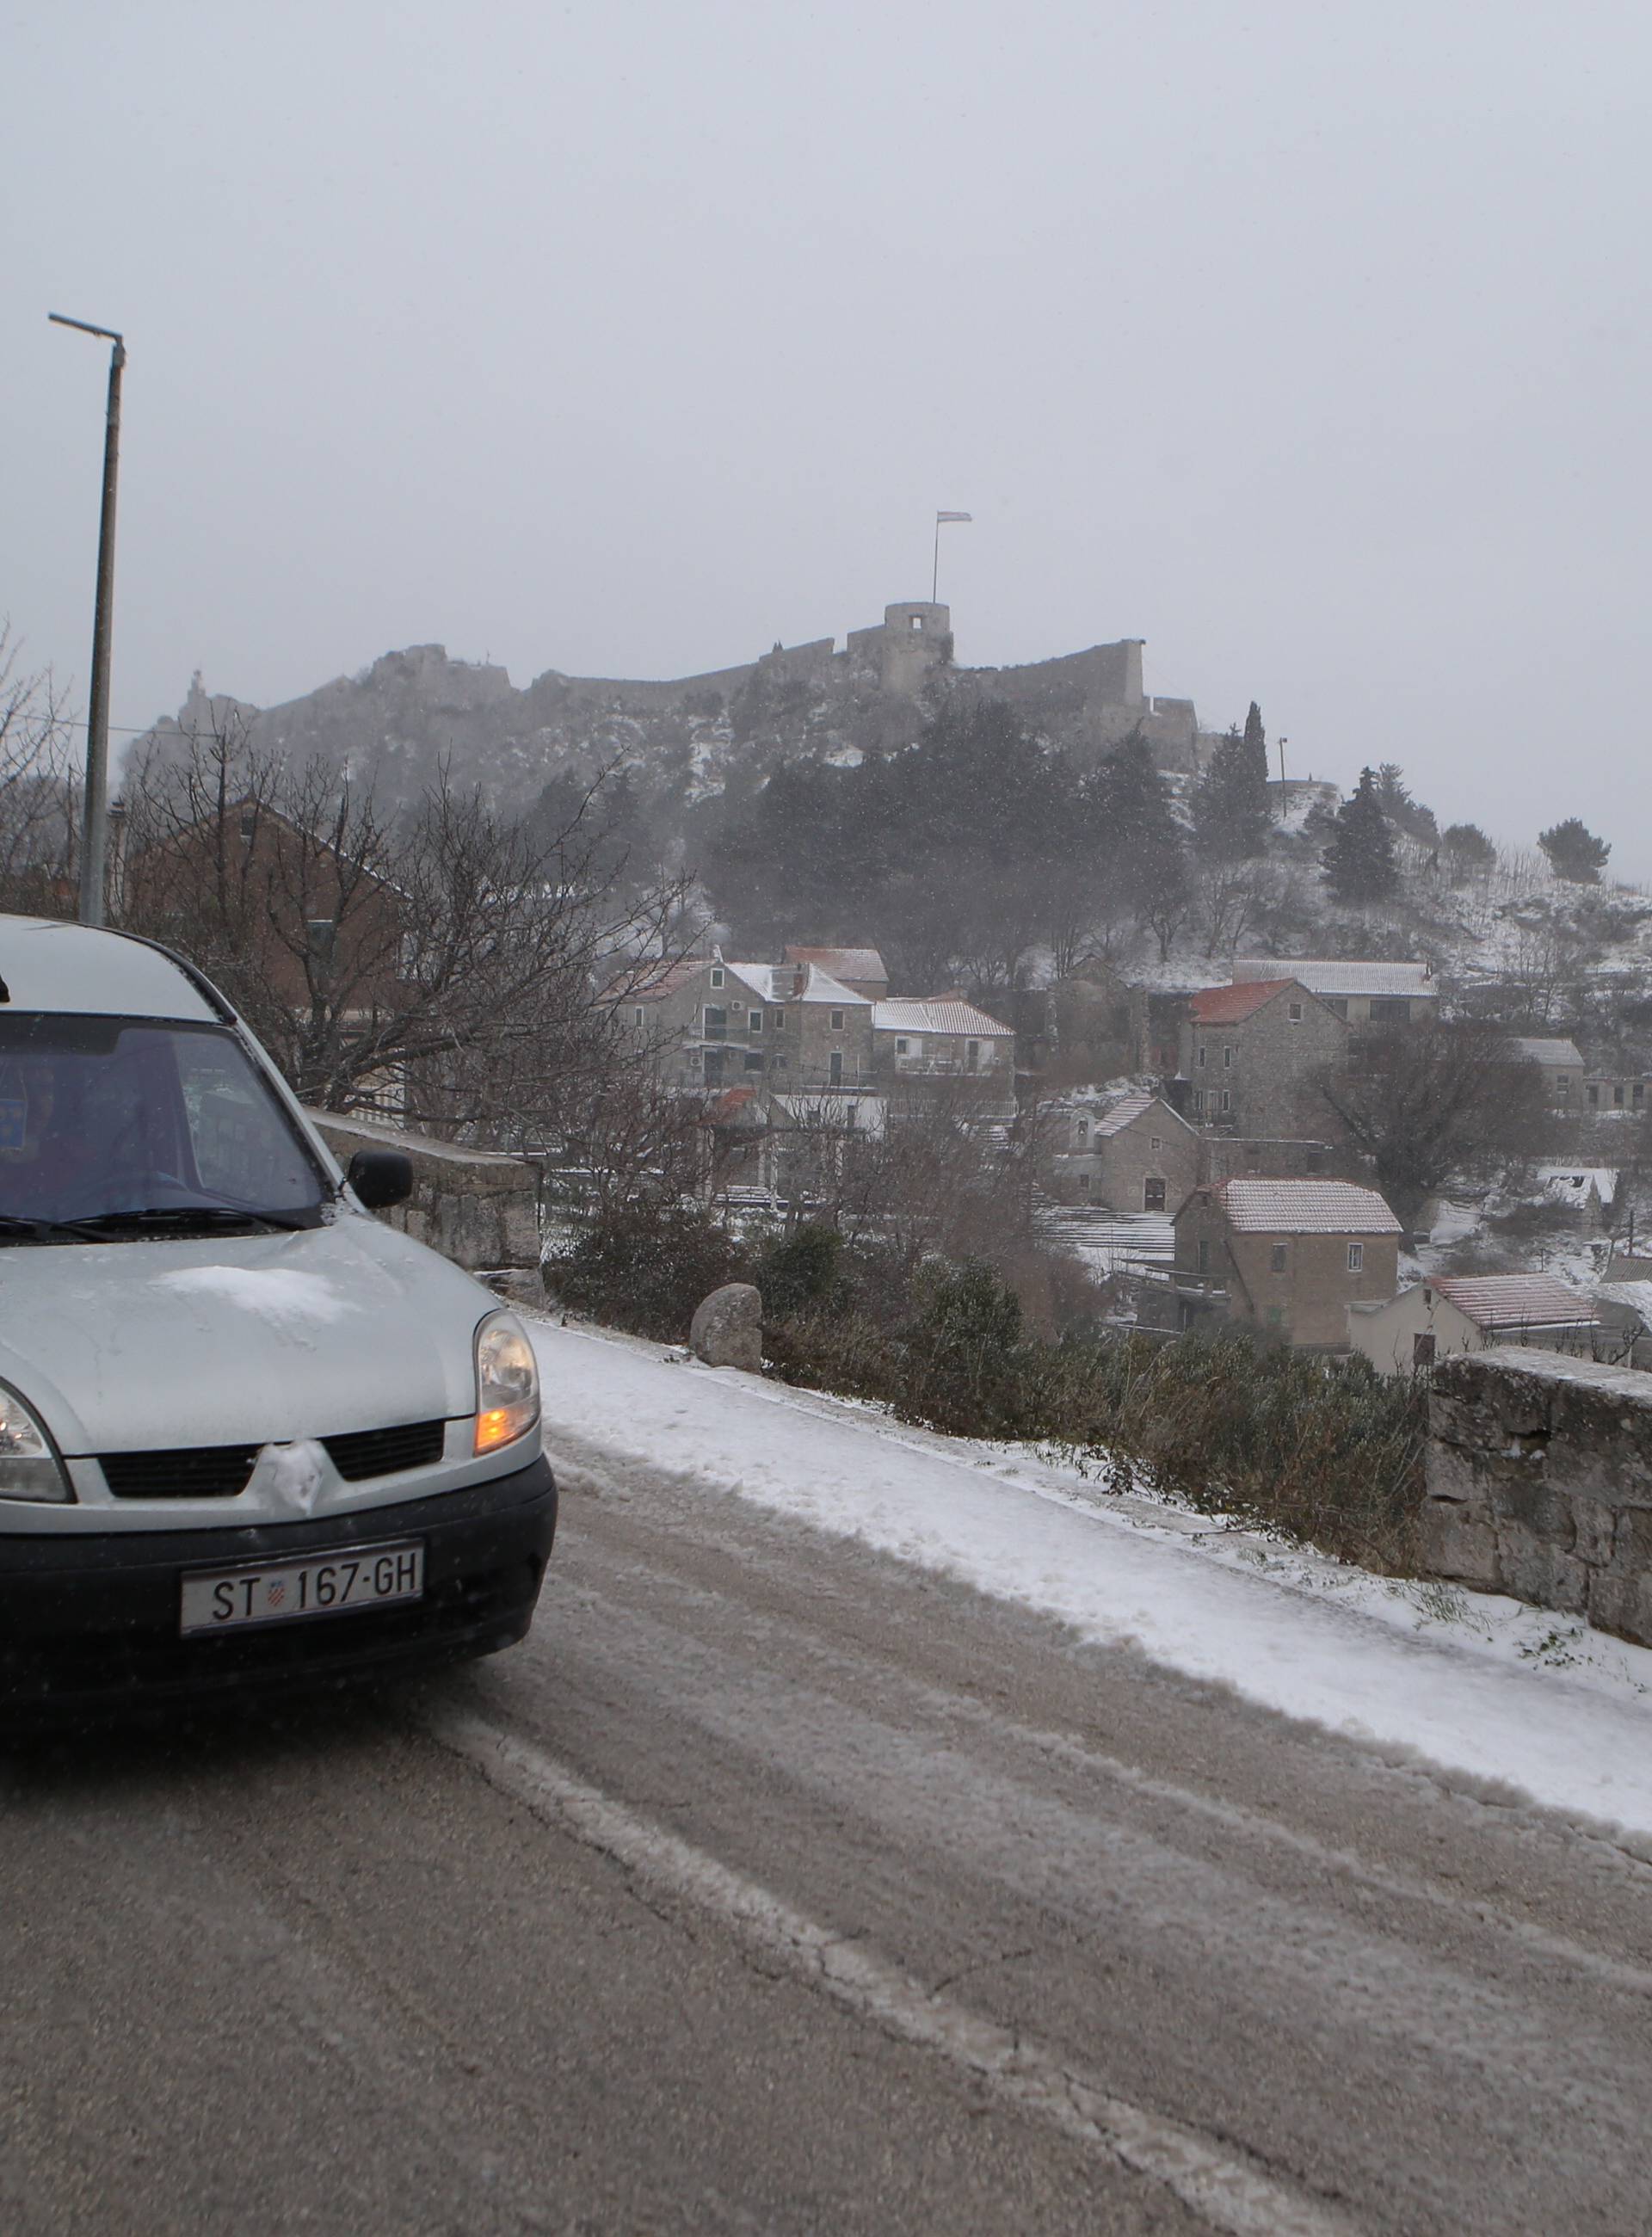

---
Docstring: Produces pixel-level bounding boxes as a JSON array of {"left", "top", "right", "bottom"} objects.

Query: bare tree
[
  {"left": 1314, "top": 1020, "right": 1553, "bottom": 1231},
  {"left": 120, "top": 714, "right": 692, "bottom": 1144},
  {"left": 0, "top": 625, "right": 78, "bottom": 910}
]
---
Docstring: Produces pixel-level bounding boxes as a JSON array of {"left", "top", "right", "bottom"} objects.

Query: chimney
[{"left": 792, "top": 965, "right": 807, "bottom": 999}]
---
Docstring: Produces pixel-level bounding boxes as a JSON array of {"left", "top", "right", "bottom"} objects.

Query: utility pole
[
  {"left": 50, "top": 312, "right": 126, "bottom": 927},
  {"left": 1277, "top": 733, "right": 1289, "bottom": 820}
]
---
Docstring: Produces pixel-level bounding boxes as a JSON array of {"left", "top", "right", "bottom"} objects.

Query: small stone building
[
  {"left": 1048, "top": 1089, "right": 1199, "bottom": 1215},
  {"left": 1508, "top": 1037, "right": 1586, "bottom": 1109},
  {"left": 1156, "top": 1178, "right": 1402, "bottom": 1350},
  {"left": 1348, "top": 1273, "right": 1599, "bottom": 1377},
  {"left": 1178, "top": 979, "right": 1347, "bottom": 1137},
  {"left": 872, "top": 995, "right": 1015, "bottom": 1108}
]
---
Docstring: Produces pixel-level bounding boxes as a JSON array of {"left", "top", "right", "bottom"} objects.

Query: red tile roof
[{"left": 1189, "top": 979, "right": 1300, "bottom": 1025}]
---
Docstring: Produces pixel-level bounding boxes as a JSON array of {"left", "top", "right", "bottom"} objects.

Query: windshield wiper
[
  {"left": 56, "top": 1205, "right": 317, "bottom": 1237},
  {"left": 0, "top": 1211, "right": 96, "bottom": 1243}
]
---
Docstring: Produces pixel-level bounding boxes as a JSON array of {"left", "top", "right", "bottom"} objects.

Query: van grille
[
  {"left": 99, "top": 1420, "right": 447, "bottom": 1500},
  {"left": 323, "top": 1420, "right": 447, "bottom": 1481}
]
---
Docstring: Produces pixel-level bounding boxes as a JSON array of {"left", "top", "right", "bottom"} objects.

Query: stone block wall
[
  {"left": 306, "top": 1110, "right": 540, "bottom": 1279},
  {"left": 1421, "top": 1347, "right": 1652, "bottom": 1646}
]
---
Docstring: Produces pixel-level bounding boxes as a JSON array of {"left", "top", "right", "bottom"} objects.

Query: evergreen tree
[
  {"left": 1538, "top": 817, "right": 1611, "bottom": 884},
  {"left": 1095, "top": 735, "right": 1190, "bottom": 955},
  {"left": 1322, "top": 767, "right": 1400, "bottom": 904},
  {"left": 1242, "top": 699, "right": 1271, "bottom": 803},
  {"left": 1192, "top": 709, "right": 1271, "bottom": 861}
]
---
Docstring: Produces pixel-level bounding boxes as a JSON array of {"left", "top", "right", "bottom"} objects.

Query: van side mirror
[{"left": 346, "top": 1148, "right": 414, "bottom": 1211}]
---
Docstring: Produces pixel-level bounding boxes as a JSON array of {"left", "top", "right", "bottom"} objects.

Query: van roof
[{"left": 0, "top": 915, "right": 223, "bottom": 1024}]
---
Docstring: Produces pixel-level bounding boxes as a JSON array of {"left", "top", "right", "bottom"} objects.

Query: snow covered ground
[{"left": 530, "top": 1315, "right": 1652, "bottom": 1844}]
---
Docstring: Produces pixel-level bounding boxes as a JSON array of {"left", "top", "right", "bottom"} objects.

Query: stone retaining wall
[
  {"left": 1422, "top": 1347, "right": 1652, "bottom": 1646},
  {"left": 306, "top": 1110, "right": 540, "bottom": 1285}
]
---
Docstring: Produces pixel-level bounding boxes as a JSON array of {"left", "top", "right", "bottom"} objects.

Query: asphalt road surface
[{"left": 6, "top": 1426, "right": 1652, "bottom": 2236}]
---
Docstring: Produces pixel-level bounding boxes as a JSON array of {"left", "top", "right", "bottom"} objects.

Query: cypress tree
[
  {"left": 1193, "top": 707, "right": 1271, "bottom": 860},
  {"left": 1322, "top": 767, "right": 1400, "bottom": 904}
]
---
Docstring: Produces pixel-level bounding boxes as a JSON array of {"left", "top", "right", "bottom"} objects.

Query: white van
[{"left": 0, "top": 915, "right": 556, "bottom": 1716}]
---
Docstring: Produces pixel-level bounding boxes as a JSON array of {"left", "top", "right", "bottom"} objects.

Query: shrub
[
  {"left": 546, "top": 1203, "right": 749, "bottom": 1342},
  {"left": 756, "top": 1223, "right": 847, "bottom": 1319}
]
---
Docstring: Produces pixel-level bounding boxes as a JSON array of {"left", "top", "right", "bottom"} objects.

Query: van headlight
[
  {"left": 473, "top": 1310, "right": 540, "bottom": 1457},
  {"left": 0, "top": 1382, "right": 72, "bottom": 1502}
]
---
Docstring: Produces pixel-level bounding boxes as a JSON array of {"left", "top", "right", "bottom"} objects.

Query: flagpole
[{"left": 932, "top": 515, "right": 940, "bottom": 604}]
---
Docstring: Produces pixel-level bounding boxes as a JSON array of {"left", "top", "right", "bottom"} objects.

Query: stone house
[
  {"left": 1230, "top": 957, "right": 1438, "bottom": 1027},
  {"left": 1199, "top": 1136, "right": 1334, "bottom": 1184},
  {"left": 1508, "top": 1037, "right": 1585, "bottom": 1108},
  {"left": 1150, "top": 1178, "right": 1401, "bottom": 1351},
  {"left": 1582, "top": 1069, "right": 1649, "bottom": 1115},
  {"left": 1348, "top": 1274, "right": 1599, "bottom": 1377},
  {"left": 1046, "top": 1089, "right": 1199, "bottom": 1215},
  {"left": 619, "top": 952, "right": 875, "bottom": 1093},
  {"left": 783, "top": 946, "right": 889, "bottom": 1002},
  {"left": 872, "top": 995, "right": 1015, "bottom": 1112},
  {"left": 1177, "top": 979, "right": 1347, "bottom": 1137}
]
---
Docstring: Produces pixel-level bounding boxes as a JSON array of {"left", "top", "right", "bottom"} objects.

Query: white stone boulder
[{"left": 690, "top": 1282, "right": 764, "bottom": 1373}]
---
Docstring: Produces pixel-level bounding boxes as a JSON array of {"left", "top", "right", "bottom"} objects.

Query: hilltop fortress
[
  {"left": 151, "top": 600, "right": 1208, "bottom": 819},
  {"left": 540, "top": 599, "right": 1205, "bottom": 772}
]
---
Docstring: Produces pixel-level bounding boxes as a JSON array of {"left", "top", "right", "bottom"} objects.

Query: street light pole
[{"left": 49, "top": 312, "right": 126, "bottom": 927}]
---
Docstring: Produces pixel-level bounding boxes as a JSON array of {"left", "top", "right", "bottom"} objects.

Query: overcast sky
[{"left": 9, "top": 1, "right": 1649, "bottom": 867}]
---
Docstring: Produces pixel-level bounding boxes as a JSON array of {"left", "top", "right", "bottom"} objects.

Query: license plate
[{"left": 180, "top": 1542, "right": 425, "bottom": 1636}]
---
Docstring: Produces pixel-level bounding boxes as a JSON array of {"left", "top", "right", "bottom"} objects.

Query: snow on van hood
[{"left": 0, "top": 1213, "right": 496, "bottom": 1456}]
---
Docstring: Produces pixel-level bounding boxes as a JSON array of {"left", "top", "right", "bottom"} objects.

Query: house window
[
  {"left": 967, "top": 1039, "right": 980, "bottom": 1071},
  {"left": 1144, "top": 1177, "right": 1167, "bottom": 1211},
  {"left": 1556, "top": 1080, "right": 1570, "bottom": 1102},
  {"left": 830, "top": 1009, "right": 844, "bottom": 1031},
  {"left": 909, "top": 613, "right": 923, "bottom": 631},
  {"left": 1220, "top": 1088, "right": 1231, "bottom": 1112},
  {"left": 632, "top": 1006, "right": 644, "bottom": 1027},
  {"left": 1325, "top": 997, "right": 1348, "bottom": 1020},
  {"left": 1076, "top": 1118, "right": 1089, "bottom": 1143},
  {"left": 829, "top": 1051, "right": 842, "bottom": 1084},
  {"left": 1197, "top": 1045, "right": 1207, "bottom": 1069},
  {"left": 896, "top": 1038, "right": 909, "bottom": 1055},
  {"left": 1078, "top": 1173, "right": 1092, "bottom": 1197},
  {"left": 1150, "top": 1136, "right": 1162, "bottom": 1150},
  {"left": 1414, "top": 1332, "right": 1437, "bottom": 1367},
  {"left": 1637, "top": 1083, "right": 1646, "bottom": 1106},
  {"left": 749, "top": 1011, "right": 763, "bottom": 1032},
  {"left": 1347, "top": 1242, "right": 1365, "bottom": 1273},
  {"left": 1197, "top": 1239, "right": 1211, "bottom": 1274},
  {"left": 773, "top": 1010, "right": 785, "bottom": 1030},
  {"left": 743, "top": 1051, "right": 764, "bottom": 1072},
  {"left": 1587, "top": 1085, "right": 1600, "bottom": 1108},
  {"left": 710, "top": 967, "right": 724, "bottom": 989},
  {"left": 703, "top": 1005, "right": 727, "bottom": 1036},
  {"left": 1271, "top": 1243, "right": 1288, "bottom": 1273},
  {"left": 1224, "top": 1045, "right": 1234, "bottom": 1069},
  {"left": 1288, "top": 1002, "right": 1304, "bottom": 1022},
  {"left": 1615, "top": 1084, "right": 1625, "bottom": 1106}
]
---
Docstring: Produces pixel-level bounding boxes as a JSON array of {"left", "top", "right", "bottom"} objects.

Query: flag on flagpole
[{"left": 935, "top": 510, "right": 972, "bottom": 523}]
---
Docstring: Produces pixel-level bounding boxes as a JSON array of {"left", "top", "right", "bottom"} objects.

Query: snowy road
[{"left": 6, "top": 1326, "right": 1652, "bottom": 2234}]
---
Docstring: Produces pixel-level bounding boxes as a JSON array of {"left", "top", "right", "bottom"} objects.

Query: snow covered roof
[
  {"left": 1536, "top": 1164, "right": 1618, "bottom": 1205},
  {"left": 1210, "top": 1179, "right": 1402, "bottom": 1235},
  {"left": 1431, "top": 1274, "right": 1597, "bottom": 1331},
  {"left": 730, "top": 962, "right": 870, "bottom": 1008},
  {"left": 1088, "top": 1089, "right": 1193, "bottom": 1137},
  {"left": 1508, "top": 1037, "right": 1584, "bottom": 1067},
  {"left": 1188, "top": 980, "right": 1305, "bottom": 1025},
  {"left": 873, "top": 997, "right": 1014, "bottom": 1038},
  {"left": 783, "top": 945, "right": 887, "bottom": 985},
  {"left": 1595, "top": 1281, "right": 1652, "bottom": 1327},
  {"left": 1230, "top": 958, "right": 1435, "bottom": 998}
]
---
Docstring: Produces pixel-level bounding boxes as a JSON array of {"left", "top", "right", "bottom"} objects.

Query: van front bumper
[{"left": 0, "top": 1454, "right": 557, "bottom": 1720}]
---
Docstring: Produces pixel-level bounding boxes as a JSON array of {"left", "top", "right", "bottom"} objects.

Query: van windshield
[{"left": 0, "top": 1015, "right": 330, "bottom": 1237}]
